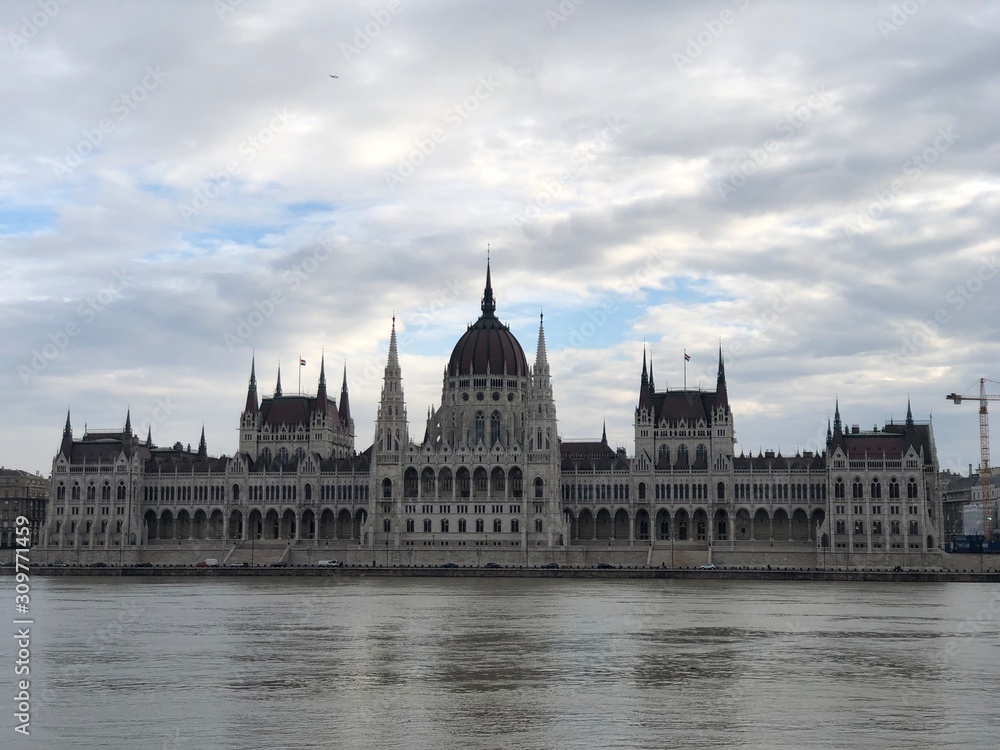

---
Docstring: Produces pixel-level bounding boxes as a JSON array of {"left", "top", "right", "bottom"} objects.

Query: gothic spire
[
  {"left": 60, "top": 409, "right": 73, "bottom": 458},
  {"left": 905, "top": 397, "right": 914, "bottom": 429},
  {"left": 535, "top": 312, "right": 548, "bottom": 371},
  {"left": 339, "top": 363, "right": 352, "bottom": 425},
  {"left": 716, "top": 344, "right": 729, "bottom": 409},
  {"left": 198, "top": 425, "right": 207, "bottom": 457},
  {"left": 145, "top": 425, "right": 152, "bottom": 448},
  {"left": 124, "top": 408, "right": 132, "bottom": 437},
  {"left": 602, "top": 420, "right": 608, "bottom": 444},
  {"left": 316, "top": 353, "right": 329, "bottom": 416},
  {"left": 388, "top": 316, "right": 399, "bottom": 370},
  {"left": 274, "top": 363, "right": 283, "bottom": 397},
  {"left": 638, "top": 349, "right": 652, "bottom": 411},
  {"left": 244, "top": 356, "right": 259, "bottom": 415},
  {"left": 833, "top": 398, "right": 842, "bottom": 434},
  {"left": 649, "top": 353, "right": 655, "bottom": 394},
  {"left": 481, "top": 255, "right": 496, "bottom": 316}
]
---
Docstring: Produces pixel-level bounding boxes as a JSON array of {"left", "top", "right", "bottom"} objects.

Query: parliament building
[{"left": 38, "top": 264, "right": 945, "bottom": 567}]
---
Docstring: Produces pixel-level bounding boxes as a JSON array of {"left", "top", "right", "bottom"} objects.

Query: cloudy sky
[{"left": 3, "top": 0, "right": 998, "bottom": 478}]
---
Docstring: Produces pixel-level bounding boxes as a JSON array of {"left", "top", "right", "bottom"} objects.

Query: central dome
[{"left": 447, "top": 262, "right": 529, "bottom": 377}]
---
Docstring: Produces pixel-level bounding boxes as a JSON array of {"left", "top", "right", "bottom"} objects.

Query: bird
[{"left": 329, "top": 75, "right": 338, "bottom": 78}]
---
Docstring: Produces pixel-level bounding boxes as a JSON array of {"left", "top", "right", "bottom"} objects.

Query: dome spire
[{"left": 481, "top": 249, "right": 496, "bottom": 316}]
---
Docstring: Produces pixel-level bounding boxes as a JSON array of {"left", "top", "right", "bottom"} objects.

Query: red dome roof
[
  {"left": 448, "top": 315, "right": 528, "bottom": 377},
  {"left": 447, "top": 260, "right": 529, "bottom": 377}
]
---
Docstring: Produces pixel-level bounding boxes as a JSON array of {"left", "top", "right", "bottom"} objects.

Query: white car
[
  {"left": 697, "top": 563, "right": 717, "bottom": 570},
  {"left": 317, "top": 560, "right": 343, "bottom": 567}
]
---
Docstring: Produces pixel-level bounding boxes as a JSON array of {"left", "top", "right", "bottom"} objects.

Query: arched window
[
  {"left": 475, "top": 412, "right": 485, "bottom": 444},
  {"left": 57, "top": 484, "right": 66, "bottom": 501},
  {"left": 406, "top": 518, "right": 415, "bottom": 532},
  {"left": 871, "top": 477, "right": 882, "bottom": 499},
  {"left": 535, "top": 519, "right": 543, "bottom": 533},
  {"left": 476, "top": 518, "right": 484, "bottom": 533},
  {"left": 72, "top": 483, "right": 80, "bottom": 501},
  {"left": 87, "top": 483, "right": 96, "bottom": 501},
  {"left": 490, "top": 411, "right": 501, "bottom": 445},
  {"left": 383, "top": 518, "right": 391, "bottom": 533},
  {"left": 638, "top": 482, "right": 646, "bottom": 500},
  {"left": 852, "top": 478, "right": 863, "bottom": 499},
  {"left": 117, "top": 482, "right": 127, "bottom": 501},
  {"left": 382, "top": 478, "right": 393, "bottom": 499},
  {"left": 534, "top": 478, "right": 544, "bottom": 498},
  {"left": 423, "top": 518, "right": 432, "bottom": 533},
  {"left": 304, "top": 484, "right": 312, "bottom": 501},
  {"left": 907, "top": 478, "right": 919, "bottom": 499},
  {"left": 441, "top": 519, "right": 449, "bottom": 533},
  {"left": 835, "top": 478, "right": 845, "bottom": 499},
  {"left": 101, "top": 483, "right": 111, "bottom": 501},
  {"left": 717, "top": 481, "right": 726, "bottom": 500},
  {"left": 511, "top": 519, "right": 519, "bottom": 533},
  {"left": 493, "top": 518, "right": 502, "bottom": 533},
  {"left": 889, "top": 478, "right": 900, "bottom": 499}
]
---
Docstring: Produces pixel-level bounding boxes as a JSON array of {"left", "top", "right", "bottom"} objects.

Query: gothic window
[
  {"left": 835, "top": 478, "right": 845, "bottom": 499},
  {"left": 476, "top": 518, "right": 484, "bottom": 533},
  {"left": 406, "top": 518, "right": 415, "bottom": 533},
  {"left": 458, "top": 518, "right": 467, "bottom": 533},
  {"left": 511, "top": 519, "right": 519, "bottom": 533},
  {"left": 441, "top": 519, "right": 449, "bottom": 533},
  {"left": 638, "top": 482, "right": 646, "bottom": 500},
  {"left": 423, "top": 518, "right": 431, "bottom": 533},
  {"left": 852, "top": 478, "right": 863, "bottom": 499},
  {"left": 889, "top": 478, "right": 900, "bottom": 499},
  {"left": 101, "top": 483, "right": 111, "bottom": 501},
  {"left": 87, "top": 483, "right": 96, "bottom": 501},
  {"left": 117, "top": 483, "right": 127, "bottom": 501},
  {"left": 490, "top": 411, "right": 501, "bottom": 445},
  {"left": 907, "top": 478, "right": 919, "bottom": 499},
  {"left": 535, "top": 519, "right": 543, "bottom": 533},
  {"left": 475, "top": 412, "right": 485, "bottom": 444},
  {"left": 854, "top": 520, "right": 864, "bottom": 535},
  {"left": 383, "top": 519, "right": 391, "bottom": 533},
  {"left": 382, "top": 478, "right": 393, "bottom": 499},
  {"left": 871, "top": 477, "right": 882, "bottom": 499},
  {"left": 493, "top": 518, "right": 502, "bottom": 533}
]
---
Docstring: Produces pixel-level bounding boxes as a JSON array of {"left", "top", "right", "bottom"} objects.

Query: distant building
[
  {"left": 941, "top": 469, "right": 1000, "bottom": 542},
  {"left": 38, "top": 263, "right": 945, "bottom": 566},
  {"left": 0, "top": 468, "right": 48, "bottom": 548}
]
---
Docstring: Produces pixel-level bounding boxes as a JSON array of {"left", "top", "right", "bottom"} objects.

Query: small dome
[{"left": 446, "top": 260, "right": 529, "bottom": 377}]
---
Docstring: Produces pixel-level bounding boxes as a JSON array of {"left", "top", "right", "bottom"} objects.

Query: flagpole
[
  {"left": 298, "top": 355, "right": 302, "bottom": 396},
  {"left": 684, "top": 349, "right": 687, "bottom": 390}
]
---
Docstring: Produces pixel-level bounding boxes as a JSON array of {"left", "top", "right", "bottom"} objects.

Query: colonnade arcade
[
  {"left": 564, "top": 506, "right": 826, "bottom": 543},
  {"left": 142, "top": 506, "right": 369, "bottom": 542}
]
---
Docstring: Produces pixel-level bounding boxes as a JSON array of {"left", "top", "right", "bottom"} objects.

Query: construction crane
[{"left": 947, "top": 378, "right": 1000, "bottom": 546}]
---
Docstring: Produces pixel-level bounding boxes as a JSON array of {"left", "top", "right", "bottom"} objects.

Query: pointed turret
[
  {"left": 649, "top": 354, "right": 655, "bottom": 394},
  {"left": 338, "top": 364, "right": 352, "bottom": 425},
  {"left": 244, "top": 356, "right": 259, "bottom": 415},
  {"left": 145, "top": 425, "right": 152, "bottom": 448},
  {"left": 826, "top": 418, "right": 832, "bottom": 443},
  {"left": 198, "top": 425, "right": 207, "bottom": 457},
  {"left": 59, "top": 409, "right": 73, "bottom": 458},
  {"left": 638, "top": 350, "right": 652, "bottom": 411},
  {"left": 124, "top": 408, "right": 132, "bottom": 438},
  {"left": 274, "top": 364, "right": 283, "bottom": 397},
  {"left": 376, "top": 316, "right": 408, "bottom": 457},
  {"left": 716, "top": 345, "right": 729, "bottom": 410},
  {"left": 315, "top": 354, "right": 329, "bottom": 416},
  {"left": 481, "top": 256, "right": 496, "bottom": 316},
  {"left": 833, "top": 398, "right": 842, "bottom": 435},
  {"left": 535, "top": 312, "right": 548, "bottom": 371},
  {"left": 602, "top": 420, "right": 608, "bottom": 445},
  {"left": 905, "top": 398, "right": 914, "bottom": 429}
]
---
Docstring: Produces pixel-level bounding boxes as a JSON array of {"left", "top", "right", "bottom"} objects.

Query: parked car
[
  {"left": 596, "top": 562, "right": 614, "bottom": 569},
  {"left": 90, "top": 561, "right": 109, "bottom": 568},
  {"left": 317, "top": 560, "right": 343, "bottom": 567},
  {"left": 195, "top": 558, "right": 220, "bottom": 568},
  {"left": 440, "top": 562, "right": 459, "bottom": 568},
  {"left": 698, "top": 563, "right": 717, "bottom": 570},
  {"left": 228, "top": 561, "right": 249, "bottom": 568},
  {"left": 541, "top": 562, "right": 560, "bottom": 569},
  {"left": 270, "top": 562, "right": 288, "bottom": 568},
  {"left": 484, "top": 562, "right": 501, "bottom": 568},
  {"left": 0, "top": 561, "right": 14, "bottom": 567},
  {"left": 51, "top": 560, "right": 67, "bottom": 567},
  {"left": 133, "top": 562, "right": 153, "bottom": 568}
]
